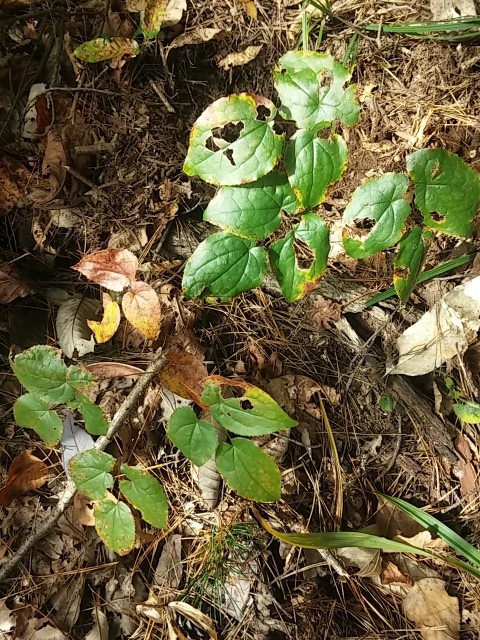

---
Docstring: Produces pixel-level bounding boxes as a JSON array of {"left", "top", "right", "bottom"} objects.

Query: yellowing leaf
[
  {"left": 122, "top": 281, "right": 161, "bottom": 340},
  {"left": 87, "top": 293, "right": 121, "bottom": 344},
  {"left": 403, "top": 578, "right": 460, "bottom": 640},
  {"left": 217, "top": 45, "right": 262, "bottom": 70},
  {"left": 238, "top": 0, "right": 257, "bottom": 19},
  {"left": 159, "top": 349, "right": 209, "bottom": 406},
  {"left": 73, "top": 37, "right": 140, "bottom": 63}
]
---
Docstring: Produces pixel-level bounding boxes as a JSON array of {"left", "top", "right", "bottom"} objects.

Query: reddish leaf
[
  {"left": 0, "top": 451, "right": 49, "bottom": 506},
  {"left": 0, "top": 264, "right": 35, "bottom": 304},
  {"left": 85, "top": 362, "right": 143, "bottom": 379},
  {"left": 73, "top": 249, "right": 138, "bottom": 291},
  {"left": 160, "top": 349, "right": 209, "bottom": 406},
  {"left": 122, "top": 281, "right": 161, "bottom": 340}
]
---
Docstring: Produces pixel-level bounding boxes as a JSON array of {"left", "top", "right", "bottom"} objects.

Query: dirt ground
[{"left": 1, "top": 0, "right": 480, "bottom": 638}]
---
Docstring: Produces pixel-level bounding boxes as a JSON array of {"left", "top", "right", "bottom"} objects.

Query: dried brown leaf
[
  {"left": 169, "top": 28, "right": 225, "bottom": 50},
  {"left": 238, "top": 0, "right": 257, "bottom": 19},
  {"left": 217, "top": 45, "right": 262, "bottom": 70},
  {"left": 0, "top": 155, "right": 30, "bottom": 215},
  {"left": 454, "top": 433, "right": 477, "bottom": 496},
  {"left": 73, "top": 249, "right": 138, "bottom": 291},
  {"left": 0, "top": 451, "right": 49, "bottom": 506},
  {"left": 403, "top": 578, "right": 460, "bottom": 640},
  {"left": 159, "top": 349, "right": 208, "bottom": 406},
  {"left": 0, "top": 264, "right": 35, "bottom": 304},
  {"left": 380, "top": 560, "right": 414, "bottom": 587},
  {"left": 37, "top": 130, "right": 66, "bottom": 204},
  {"left": 122, "top": 281, "right": 161, "bottom": 340},
  {"left": 84, "top": 362, "right": 143, "bottom": 379},
  {"left": 308, "top": 296, "right": 343, "bottom": 329},
  {"left": 376, "top": 496, "right": 424, "bottom": 539}
]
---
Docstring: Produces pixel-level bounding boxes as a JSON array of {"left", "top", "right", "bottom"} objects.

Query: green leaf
[
  {"left": 216, "top": 438, "right": 281, "bottom": 502},
  {"left": 10, "top": 345, "right": 93, "bottom": 404},
  {"left": 342, "top": 173, "right": 411, "bottom": 259},
  {"left": 273, "top": 51, "right": 359, "bottom": 130},
  {"left": 204, "top": 172, "right": 298, "bottom": 240},
  {"left": 269, "top": 213, "right": 330, "bottom": 302},
  {"left": 285, "top": 131, "right": 348, "bottom": 211},
  {"left": 13, "top": 394, "right": 63, "bottom": 447},
  {"left": 201, "top": 381, "right": 297, "bottom": 435},
  {"left": 393, "top": 226, "right": 428, "bottom": 303},
  {"left": 407, "top": 148, "right": 480, "bottom": 238},
  {"left": 119, "top": 464, "right": 168, "bottom": 529},
  {"left": 141, "top": 0, "right": 167, "bottom": 39},
  {"left": 167, "top": 407, "right": 218, "bottom": 466},
  {"left": 72, "top": 391, "right": 109, "bottom": 435},
  {"left": 73, "top": 37, "right": 140, "bottom": 63},
  {"left": 182, "top": 232, "right": 267, "bottom": 300},
  {"left": 453, "top": 401, "right": 480, "bottom": 423},
  {"left": 69, "top": 450, "right": 115, "bottom": 500},
  {"left": 183, "top": 94, "right": 284, "bottom": 186},
  {"left": 94, "top": 497, "right": 136, "bottom": 556},
  {"left": 379, "top": 394, "right": 395, "bottom": 413}
]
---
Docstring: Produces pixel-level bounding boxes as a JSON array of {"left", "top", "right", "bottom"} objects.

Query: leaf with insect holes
[
  {"left": 73, "top": 249, "right": 138, "bottom": 292},
  {"left": 69, "top": 391, "right": 109, "bottom": 435},
  {"left": 159, "top": 349, "right": 209, "bottom": 407},
  {"left": 201, "top": 379, "right": 297, "bottom": 436},
  {"left": 10, "top": 345, "right": 93, "bottom": 405},
  {"left": 453, "top": 401, "right": 480, "bottom": 423},
  {"left": 183, "top": 94, "right": 284, "bottom": 186},
  {"left": 94, "top": 497, "right": 136, "bottom": 555},
  {"left": 87, "top": 293, "right": 121, "bottom": 344},
  {"left": 204, "top": 172, "right": 300, "bottom": 240},
  {"left": 121, "top": 281, "right": 161, "bottom": 340},
  {"left": 73, "top": 37, "right": 140, "bottom": 63},
  {"left": 119, "top": 464, "right": 168, "bottom": 528},
  {"left": 274, "top": 51, "right": 359, "bottom": 131},
  {"left": 216, "top": 438, "right": 280, "bottom": 502},
  {"left": 183, "top": 232, "right": 267, "bottom": 300},
  {"left": 269, "top": 214, "right": 330, "bottom": 303},
  {"left": 0, "top": 451, "right": 49, "bottom": 507},
  {"left": 285, "top": 131, "right": 348, "bottom": 211},
  {"left": 69, "top": 450, "right": 115, "bottom": 500},
  {"left": 342, "top": 173, "right": 411, "bottom": 259},
  {"left": 167, "top": 406, "right": 218, "bottom": 466},
  {"left": 393, "top": 227, "right": 427, "bottom": 303},
  {"left": 13, "top": 393, "right": 63, "bottom": 446},
  {"left": 407, "top": 148, "right": 480, "bottom": 238}
]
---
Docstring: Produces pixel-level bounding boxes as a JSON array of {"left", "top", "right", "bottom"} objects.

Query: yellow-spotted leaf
[
  {"left": 73, "top": 37, "right": 140, "bottom": 63},
  {"left": 87, "top": 293, "right": 121, "bottom": 344},
  {"left": 122, "top": 281, "right": 161, "bottom": 340}
]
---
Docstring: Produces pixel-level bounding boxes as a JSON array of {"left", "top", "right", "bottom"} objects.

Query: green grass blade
[{"left": 365, "top": 17, "right": 480, "bottom": 33}]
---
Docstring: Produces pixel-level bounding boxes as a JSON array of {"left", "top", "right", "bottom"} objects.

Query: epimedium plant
[{"left": 181, "top": 51, "right": 480, "bottom": 304}]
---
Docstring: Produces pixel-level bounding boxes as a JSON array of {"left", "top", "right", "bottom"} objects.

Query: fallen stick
[{"left": 0, "top": 353, "right": 167, "bottom": 585}]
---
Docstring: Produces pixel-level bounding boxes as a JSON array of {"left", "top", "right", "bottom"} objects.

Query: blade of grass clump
[
  {"left": 342, "top": 32, "right": 359, "bottom": 71},
  {"left": 365, "top": 17, "right": 480, "bottom": 41},
  {"left": 302, "top": 7, "right": 309, "bottom": 51}
]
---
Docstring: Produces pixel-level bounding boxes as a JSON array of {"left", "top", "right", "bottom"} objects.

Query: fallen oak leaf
[
  {"left": 0, "top": 263, "right": 35, "bottom": 304},
  {"left": 87, "top": 293, "right": 121, "bottom": 343},
  {"left": 0, "top": 451, "right": 49, "bottom": 506},
  {"left": 122, "top": 281, "right": 161, "bottom": 340},
  {"left": 73, "top": 248, "right": 138, "bottom": 291}
]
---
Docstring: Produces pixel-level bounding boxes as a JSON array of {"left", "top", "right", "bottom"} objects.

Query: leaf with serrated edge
[
  {"left": 216, "top": 438, "right": 281, "bottom": 502},
  {"left": 73, "top": 37, "right": 140, "bottom": 63},
  {"left": 72, "top": 391, "right": 109, "bottom": 435},
  {"left": 119, "top": 464, "right": 168, "bottom": 528},
  {"left": 87, "top": 293, "right": 121, "bottom": 344},
  {"left": 122, "top": 281, "right": 161, "bottom": 340},
  {"left": 394, "top": 227, "right": 427, "bottom": 303},
  {"left": 269, "top": 214, "right": 330, "bottom": 302},
  {"left": 285, "top": 132, "right": 348, "bottom": 211},
  {"left": 274, "top": 51, "right": 359, "bottom": 130},
  {"left": 183, "top": 94, "right": 284, "bottom": 186},
  {"left": 73, "top": 249, "right": 138, "bottom": 292},
  {"left": 204, "top": 172, "right": 298, "bottom": 240},
  {"left": 10, "top": 345, "right": 93, "bottom": 404},
  {"left": 56, "top": 297, "right": 98, "bottom": 359},
  {"left": 407, "top": 148, "right": 480, "bottom": 238},
  {"left": 167, "top": 406, "right": 218, "bottom": 466},
  {"left": 201, "top": 379, "right": 297, "bottom": 435},
  {"left": 342, "top": 173, "right": 411, "bottom": 259},
  {"left": 183, "top": 232, "right": 267, "bottom": 300},
  {"left": 14, "top": 393, "right": 63, "bottom": 446},
  {"left": 69, "top": 450, "right": 115, "bottom": 500},
  {"left": 94, "top": 497, "right": 136, "bottom": 555}
]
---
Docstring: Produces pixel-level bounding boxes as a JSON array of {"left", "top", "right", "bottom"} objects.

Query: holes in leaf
[
  {"left": 346, "top": 217, "right": 376, "bottom": 239},
  {"left": 240, "top": 399, "right": 253, "bottom": 411},
  {"left": 317, "top": 69, "right": 333, "bottom": 89},
  {"left": 224, "top": 148, "right": 236, "bottom": 166},
  {"left": 205, "top": 136, "right": 220, "bottom": 152},
  {"left": 256, "top": 105, "right": 271, "bottom": 122},
  {"left": 430, "top": 162, "right": 441, "bottom": 180},
  {"left": 293, "top": 237, "right": 315, "bottom": 270},
  {"left": 429, "top": 211, "right": 446, "bottom": 223},
  {"left": 219, "top": 122, "right": 244, "bottom": 144},
  {"left": 395, "top": 266, "right": 410, "bottom": 279}
]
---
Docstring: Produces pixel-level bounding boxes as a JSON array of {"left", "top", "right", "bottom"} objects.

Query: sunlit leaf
[
  {"left": 69, "top": 449, "right": 115, "bottom": 500},
  {"left": 453, "top": 401, "right": 480, "bottom": 424},
  {"left": 119, "top": 464, "right": 168, "bottom": 528},
  {"left": 167, "top": 406, "right": 218, "bottom": 466},
  {"left": 159, "top": 349, "right": 209, "bottom": 406},
  {"left": 73, "top": 37, "right": 140, "bottom": 63},
  {"left": 14, "top": 393, "right": 63, "bottom": 446},
  {"left": 393, "top": 227, "right": 428, "bottom": 303},
  {"left": 87, "top": 293, "right": 121, "bottom": 344},
  {"left": 122, "top": 281, "right": 161, "bottom": 340},
  {"left": 94, "top": 497, "right": 136, "bottom": 555},
  {"left": 73, "top": 249, "right": 138, "bottom": 292}
]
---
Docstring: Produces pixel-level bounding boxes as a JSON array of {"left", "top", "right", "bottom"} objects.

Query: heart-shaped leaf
[
  {"left": 273, "top": 51, "right": 359, "bottom": 131},
  {"left": 407, "top": 149, "right": 480, "bottom": 238},
  {"left": 73, "top": 249, "right": 138, "bottom": 292},
  {"left": 73, "top": 37, "right": 140, "bottom": 63},
  {"left": 183, "top": 94, "right": 284, "bottom": 186},
  {"left": 87, "top": 293, "right": 121, "bottom": 344},
  {"left": 201, "top": 379, "right": 297, "bottom": 436},
  {"left": 69, "top": 450, "right": 115, "bottom": 500},
  {"left": 215, "top": 438, "right": 281, "bottom": 502},
  {"left": 10, "top": 345, "right": 93, "bottom": 405},
  {"left": 285, "top": 131, "right": 348, "bottom": 211},
  {"left": 167, "top": 406, "right": 218, "bottom": 466},
  {"left": 122, "top": 281, "right": 161, "bottom": 340},
  {"left": 119, "top": 464, "right": 168, "bottom": 529},
  {"left": 14, "top": 394, "right": 63, "bottom": 447},
  {"left": 183, "top": 232, "right": 267, "bottom": 300},
  {"left": 204, "top": 172, "right": 299, "bottom": 240},
  {"left": 342, "top": 173, "right": 411, "bottom": 259},
  {"left": 269, "top": 213, "right": 330, "bottom": 302},
  {"left": 453, "top": 401, "right": 480, "bottom": 424},
  {"left": 94, "top": 497, "right": 136, "bottom": 555},
  {"left": 70, "top": 391, "right": 109, "bottom": 436},
  {"left": 394, "top": 227, "right": 428, "bottom": 303}
]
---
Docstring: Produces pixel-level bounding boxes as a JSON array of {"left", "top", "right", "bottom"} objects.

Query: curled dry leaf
[
  {"left": 38, "top": 130, "right": 66, "bottom": 204},
  {"left": 0, "top": 264, "right": 35, "bottom": 304},
  {"left": 122, "top": 281, "right": 161, "bottom": 340},
  {"left": 153, "top": 533, "right": 183, "bottom": 604},
  {"left": 169, "top": 28, "right": 225, "bottom": 50},
  {"left": 217, "top": 45, "right": 262, "bottom": 70},
  {"left": 403, "top": 578, "right": 460, "bottom": 640},
  {"left": 168, "top": 601, "right": 217, "bottom": 640},
  {"left": 0, "top": 154, "right": 30, "bottom": 215},
  {"left": 191, "top": 414, "right": 227, "bottom": 509},
  {"left": 84, "top": 362, "right": 143, "bottom": 380},
  {"left": 159, "top": 349, "right": 209, "bottom": 406},
  {"left": 0, "top": 451, "right": 49, "bottom": 506},
  {"left": 87, "top": 293, "right": 121, "bottom": 344},
  {"left": 73, "top": 249, "right": 138, "bottom": 292}
]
